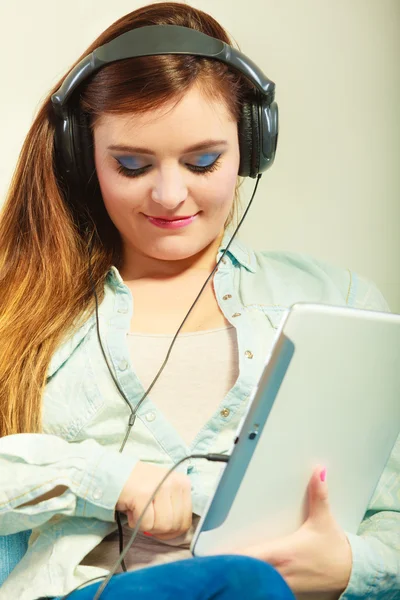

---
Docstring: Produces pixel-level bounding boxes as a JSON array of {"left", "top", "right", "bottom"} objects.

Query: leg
[{"left": 56, "top": 554, "right": 294, "bottom": 599}]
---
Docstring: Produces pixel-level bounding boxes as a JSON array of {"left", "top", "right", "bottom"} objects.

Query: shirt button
[
  {"left": 220, "top": 408, "right": 230, "bottom": 418},
  {"left": 232, "top": 312, "right": 241, "bottom": 318},
  {"left": 221, "top": 258, "right": 227, "bottom": 264},
  {"left": 117, "top": 306, "right": 128, "bottom": 314},
  {"left": 92, "top": 488, "right": 103, "bottom": 500},
  {"left": 145, "top": 411, "right": 156, "bottom": 422},
  {"left": 119, "top": 360, "right": 128, "bottom": 371},
  {"left": 222, "top": 294, "right": 232, "bottom": 301},
  {"left": 245, "top": 350, "right": 254, "bottom": 359}
]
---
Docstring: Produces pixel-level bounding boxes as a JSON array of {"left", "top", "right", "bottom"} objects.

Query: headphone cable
[
  {"left": 84, "top": 173, "right": 262, "bottom": 585},
  {"left": 60, "top": 452, "right": 230, "bottom": 600},
  {"left": 88, "top": 174, "right": 262, "bottom": 455}
]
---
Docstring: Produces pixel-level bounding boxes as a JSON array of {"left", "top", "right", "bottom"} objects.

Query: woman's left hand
[{"left": 236, "top": 466, "right": 353, "bottom": 599}]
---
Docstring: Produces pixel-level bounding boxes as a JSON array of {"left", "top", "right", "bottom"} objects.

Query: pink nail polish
[{"left": 320, "top": 467, "right": 327, "bottom": 482}]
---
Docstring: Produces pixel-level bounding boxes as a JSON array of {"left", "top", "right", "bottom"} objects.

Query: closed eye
[{"left": 114, "top": 153, "right": 223, "bottom": 178}]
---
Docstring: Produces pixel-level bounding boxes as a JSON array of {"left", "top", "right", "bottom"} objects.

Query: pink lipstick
[{"left": 145, "top": 213, "right": 199, "bottom": 229}]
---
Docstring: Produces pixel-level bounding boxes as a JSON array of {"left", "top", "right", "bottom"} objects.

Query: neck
[{"left": 120, "top": 233, "right": 224, "bottom": 281}]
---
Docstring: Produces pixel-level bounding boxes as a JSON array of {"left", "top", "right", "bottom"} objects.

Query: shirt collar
[
  {"left": 107, "top": 265, "right": 124, "bottom": 287},
  {"left": 217, "top": 229, "right": 257, "bottom": 273},
  {"left": 107, "top": 230, "right": 257, "bottom": 285}
]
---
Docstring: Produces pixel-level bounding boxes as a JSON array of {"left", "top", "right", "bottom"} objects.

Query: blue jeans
[{"left": 49, "top": 555, "right": 295, "bottom": 599}]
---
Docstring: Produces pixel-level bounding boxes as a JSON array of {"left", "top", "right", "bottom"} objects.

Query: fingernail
[
  {"left": 320, "top": 467, "right": 327, "bottom": 482},
  {"left": 143, "top": 532, "right": 152, "bottom": 537}
]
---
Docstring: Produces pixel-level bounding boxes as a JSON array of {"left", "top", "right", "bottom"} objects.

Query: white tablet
[{"left": 191, "top": 302, "right": 400, "bottom": 556}]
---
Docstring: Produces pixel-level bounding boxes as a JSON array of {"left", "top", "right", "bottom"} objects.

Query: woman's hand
[
  {"left": 236, "top": 467, "right": 352, "bottom": 599},
  {"left": 116, "top": 460, "right": 193, "bottom": 540}
]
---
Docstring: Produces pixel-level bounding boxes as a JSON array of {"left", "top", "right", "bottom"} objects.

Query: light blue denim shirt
[{"left": 0, "top": 232, "right": 399, "bottom": 600}]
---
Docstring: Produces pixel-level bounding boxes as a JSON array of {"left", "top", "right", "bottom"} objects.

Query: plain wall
[{"left": 1, "top": 0, "right": 399, "bottom": 310}]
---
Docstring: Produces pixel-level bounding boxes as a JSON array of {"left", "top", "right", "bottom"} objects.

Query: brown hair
[{"left": 0, "top": 2, "right": 254, "bottom": 436}]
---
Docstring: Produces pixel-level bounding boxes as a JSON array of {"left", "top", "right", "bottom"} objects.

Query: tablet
[{"left": 191, "top": 302, "right": 400, "bottom": 556}]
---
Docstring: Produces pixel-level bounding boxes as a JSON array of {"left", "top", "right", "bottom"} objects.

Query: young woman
[{"left": 0, "top": 3, "right": 398, "bottom": 600}]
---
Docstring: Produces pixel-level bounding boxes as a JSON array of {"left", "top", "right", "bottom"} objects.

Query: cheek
[
  {"left": 96, "top": 168, "right": 138, "bottom": 217},
  {"left": 200, "top": 164, "right": 239, "bottom": 213},
  {"left": 94, "top": 150, "right": 133, "bottom": 215}
]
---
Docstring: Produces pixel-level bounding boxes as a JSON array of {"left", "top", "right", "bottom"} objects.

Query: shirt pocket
[{"left": 43, "top": 337, "right": 106, "bottom": 441}]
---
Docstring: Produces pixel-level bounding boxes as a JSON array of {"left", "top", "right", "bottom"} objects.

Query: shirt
[
  {"left": 81, "top": 325, "right": 239, "bottom": 571},
  {"left": 0, "top": 231, "right": 399, "bottom": 600}
]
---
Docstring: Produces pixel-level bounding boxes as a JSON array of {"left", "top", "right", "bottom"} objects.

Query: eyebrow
[{"left": 107, "top": 139, "right": 228, "bottom": 155}]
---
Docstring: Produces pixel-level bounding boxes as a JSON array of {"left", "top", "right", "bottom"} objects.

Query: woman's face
[{"left": 93, "top": 84, "right": 240, "bottom": 271}]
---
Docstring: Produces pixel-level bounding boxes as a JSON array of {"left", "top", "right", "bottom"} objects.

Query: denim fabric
[
  {"left": 0, "top": 531, "right": 31, "bottom": 586},
  {"left": 50, "top": 555, "right": 295, "bottom": 600}
]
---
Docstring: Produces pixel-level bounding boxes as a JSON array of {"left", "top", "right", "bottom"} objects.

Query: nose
[{"left": 151, "top": 164, "right": 188, "bottom": 209}]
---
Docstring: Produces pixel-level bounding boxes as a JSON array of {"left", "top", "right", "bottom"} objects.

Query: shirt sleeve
[
  {"left": 340, "top": 272, "right": 400, "bottom": 599},
  {"left": 0, "top": 433, "right": 137, "bottom": 535}
]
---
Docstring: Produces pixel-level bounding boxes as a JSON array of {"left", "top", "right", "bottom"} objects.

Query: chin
[{"left": 146, "top": 237, "right": 214, "bottom": 262}]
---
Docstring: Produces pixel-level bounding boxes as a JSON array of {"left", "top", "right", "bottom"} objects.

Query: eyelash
[{"left": 116, "top": 156, "right": 222, "bottom": 179}]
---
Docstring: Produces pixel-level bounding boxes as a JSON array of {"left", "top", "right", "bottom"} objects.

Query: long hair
[{"left": 0, "top": 2, "right": 254, "bottom": 436}]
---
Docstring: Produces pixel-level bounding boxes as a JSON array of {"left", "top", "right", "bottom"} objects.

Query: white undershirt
[
  {"left": 81, "top": 326, "right": 239, "bottom": 572},
  {"left": 126, "top": 325, "right": 239, "bottom": 446}
]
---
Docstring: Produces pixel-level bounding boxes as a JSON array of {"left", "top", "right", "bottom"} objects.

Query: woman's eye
[
  {"left": 192, "top": 153, "right": 220, "bottom": 168},
  {"left": 116, "top": 156, "right": 144, "bottom": 170},
  {"left": 114, "top": 152, "right": 222, "bottom": 178}
]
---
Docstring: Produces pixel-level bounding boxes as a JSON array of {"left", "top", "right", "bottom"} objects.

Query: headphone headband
[{"left": 52, "top": 25, "right": 275, "bottom": 115}]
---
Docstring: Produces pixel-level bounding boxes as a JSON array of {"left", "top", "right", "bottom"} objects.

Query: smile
[{"left": 144, "top": 213, "right": 199, "bottom": 229}]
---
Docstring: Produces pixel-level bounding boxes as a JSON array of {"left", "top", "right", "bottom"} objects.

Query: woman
[{"left": 0, "top": 2, "right": 398, "bottom": 600}]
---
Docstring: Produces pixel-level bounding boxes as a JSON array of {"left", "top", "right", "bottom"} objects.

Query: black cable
[
  {"left": 115, "top": 511, "right": 125, "bottom": 568},
  {"left": 113, "top": 175, "right": 263, "bottom": 435},
  {"left": 77, "top": 173, "right": 262, "bottom": 596},
  {"left": 59, "top": 452, "right": 230, "bottom": 600},
  {"left": 89, "top": 173, "right": 262, "bottom": 457}
]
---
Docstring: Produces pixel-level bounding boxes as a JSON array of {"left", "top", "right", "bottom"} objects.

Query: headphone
[{"left": 51, "top": 24, "right": 278, "bottom": 189}]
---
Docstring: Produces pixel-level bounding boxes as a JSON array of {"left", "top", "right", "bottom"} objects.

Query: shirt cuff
[
  {"left": 74, "top": 446, "right": 138, "bottom": 522},
  {"left": 339, "top": 533, "right": 387, "bottom": 599}
]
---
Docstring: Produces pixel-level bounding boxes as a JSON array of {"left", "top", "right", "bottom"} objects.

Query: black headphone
[{"left": 51, "top": 24, "right": 278, "bottom": 190}]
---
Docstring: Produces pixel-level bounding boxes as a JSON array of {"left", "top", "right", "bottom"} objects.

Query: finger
[
  {"left": 126, "top": 509, "right": 135, "bottom": 529},
  {"left": 152, "top": 489, "right": 174, "bottom": 535},
  {"left": 181, "top": 480, "right": 193, "bottom": 533},
  {"left": 131, "top": 499, "right": 156, "bottom": 532},
  {"left": 170, "top": 487, "right": 184, "bottom": 534},
  {"left": 307, "top": 465, "right": 331, "bottom": 525}
]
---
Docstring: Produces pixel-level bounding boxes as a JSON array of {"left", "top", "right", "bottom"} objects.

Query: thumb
[{"left": 307, "top": 465, "right": 331, "bottom": 525}]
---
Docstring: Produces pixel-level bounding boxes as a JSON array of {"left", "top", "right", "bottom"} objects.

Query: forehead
[{"left": 93, "top": 85, "right": 236, "bottom": 143}]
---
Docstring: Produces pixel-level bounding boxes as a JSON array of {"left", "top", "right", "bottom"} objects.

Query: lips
[
  {"left": 144, "top": 212, "right": 199, "bottom": 230},
  {"left": 145, "top": 214, "right": 196, "bottom": 221}
]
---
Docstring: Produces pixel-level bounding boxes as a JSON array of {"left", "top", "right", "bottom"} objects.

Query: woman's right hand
[{"left": 116, "top": 460, "right": 193, "bottom": 540}]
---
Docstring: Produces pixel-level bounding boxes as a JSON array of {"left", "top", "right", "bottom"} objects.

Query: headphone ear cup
[
  {"left": 71, "top": 109, "right": 96, "bottom": 188},
  {"left": 53, "top": 106, "right": 77, "bottom": 190},
  {"left": 81, "top": 111, "right": 96, "bottom": 185},
  {"left": 238, "top": 99, "right": 260, "bottom": 178}
]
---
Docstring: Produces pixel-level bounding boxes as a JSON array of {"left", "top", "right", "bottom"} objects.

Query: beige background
[{"left": 1, "top": 0, "right": 399, "bottom": 311}]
